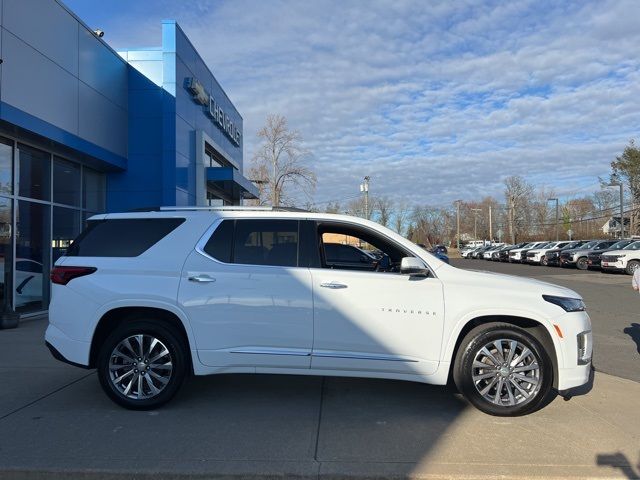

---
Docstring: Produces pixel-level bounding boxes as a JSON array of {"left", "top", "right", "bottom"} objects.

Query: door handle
[
  {"left": 189, "top": 275, "right": 216, "bottom": 283},
  {"left": 320, "top": 281, "right": 347, "bottom": 289}
]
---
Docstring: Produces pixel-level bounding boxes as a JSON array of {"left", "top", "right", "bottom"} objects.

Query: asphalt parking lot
[
  {"left": 451, "top": 258, "right": 640, "bottom": 383},
  {"left": 0, "top": 263, "right": 639, "bottom": 479}
]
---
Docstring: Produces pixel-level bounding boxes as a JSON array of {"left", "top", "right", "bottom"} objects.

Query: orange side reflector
[{"left": 553, "top": 324, "right": 564, "bottom": 338}]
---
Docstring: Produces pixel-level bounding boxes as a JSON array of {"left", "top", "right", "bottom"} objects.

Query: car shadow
[
  {"left": 623, "top": 323, "right": 640, "bottom": 355},
  {"left": 596, "top": 452, "right": 640, "bottom": 479}
]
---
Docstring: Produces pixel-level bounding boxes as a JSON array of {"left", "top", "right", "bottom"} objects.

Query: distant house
[{"left": 602, "top": 215, "right": 631, "bottom": 236}]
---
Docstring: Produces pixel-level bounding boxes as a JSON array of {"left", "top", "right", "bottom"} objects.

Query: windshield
[
  {"left": 578, "top": 241, "right": 597, "bottom": 250},
  {"left": 623, "top": 241, "right": 640, "bottom": 251},
  {"left": 610, "top": 240, "right": 632, "bottom": 250}
]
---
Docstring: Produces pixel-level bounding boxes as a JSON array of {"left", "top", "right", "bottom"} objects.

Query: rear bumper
[{"left": 45, "top": 323, "right": 91, "bottom": 368}]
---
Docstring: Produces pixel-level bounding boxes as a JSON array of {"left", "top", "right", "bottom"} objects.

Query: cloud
[{"left": 68, "top": 0, "right": 640, "bottom": 208}]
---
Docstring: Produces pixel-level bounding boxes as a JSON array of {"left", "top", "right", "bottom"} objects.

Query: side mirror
[{"left": 400, "top": 257, "right": 428, "bottom": 276}]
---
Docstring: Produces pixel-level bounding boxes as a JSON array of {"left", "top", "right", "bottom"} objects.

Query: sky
[{"left": 65, "top": 0, "right": 640, "bottom": 209}]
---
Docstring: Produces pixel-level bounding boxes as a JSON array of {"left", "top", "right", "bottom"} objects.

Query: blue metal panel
[
  {"left": 1, "top": 101, "right": 126, "bottom": 170},
  {"left": 78, "top": 28, "right": 128, "bottom": 109},
  {"left": 78, "top": 82, "right": 127, "bottom": 158},
  {"left": 206, "top": 167, "right": 260, "bottom": 199},
  {"left": 175, "top": 114, "right": 194, "bottom": 164},
  {"left": 1, "top": 27, "right": 79, "bottom": 135},
  {"left": 127, "top": 60, "right": 164, "bottom": 88},
  {"left": 3, "top": 0, "right": 79, "bottom": 75}
]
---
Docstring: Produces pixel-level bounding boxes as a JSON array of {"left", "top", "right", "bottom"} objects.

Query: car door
[
  {"left": 178, "top": 218, "right": 314, "bottom": 369},
  {"left": 309, "top": 221, "right": 444, "bottom": 376}
]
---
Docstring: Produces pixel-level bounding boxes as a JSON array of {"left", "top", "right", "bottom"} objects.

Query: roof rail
[{"left": 158, "top": 206, "right": 309, "bottom": 213}]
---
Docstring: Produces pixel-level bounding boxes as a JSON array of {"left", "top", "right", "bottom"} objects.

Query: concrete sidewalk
[{"left": 0, "top": 319, "right": 638, "bottom": 480}]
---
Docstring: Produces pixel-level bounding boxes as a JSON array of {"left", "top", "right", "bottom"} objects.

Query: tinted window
[
  {"left": 66, "top": 218, "right": 185, "bottom": 257},
  {"left": 203, "top": 220, "right": 234, "bottom": 263},
  {"left": 233, "top": 220, "right": 299, "bottom": 267},
  {"left": 340, "top": 245, "right": 367, "bottom": 262},
  {"left": 594, "top": 241, "right": 615, "bottom": 250}
]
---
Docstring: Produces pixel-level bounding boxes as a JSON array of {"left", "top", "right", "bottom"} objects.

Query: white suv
[
  {"left": 45, "top": 208, "right": 592, "bottom": 416},
  {"left": 601, "top": 240, "right": 640, "bottom": 275}
]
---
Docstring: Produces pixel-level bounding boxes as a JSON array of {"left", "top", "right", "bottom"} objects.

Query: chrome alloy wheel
[
  {"left": 471, "top": 339, "right": 541, "bottom": 407},
  {"left": 108, "top": 334, "right": 173, "bottom": 400}
]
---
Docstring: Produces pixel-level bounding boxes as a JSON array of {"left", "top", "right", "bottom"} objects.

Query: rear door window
[
  {"left": 66, "top": 218, "right": 185, "bottom": 257},
  {"left": 233, "top": 220, "right": 299, "bottom": 267}
]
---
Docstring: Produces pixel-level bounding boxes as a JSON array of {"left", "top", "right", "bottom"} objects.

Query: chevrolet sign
[{"left": 186, "top": 77, "right": 242, "bottom": 147}]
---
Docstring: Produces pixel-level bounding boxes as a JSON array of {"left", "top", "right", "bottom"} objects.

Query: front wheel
[
  {"left": 626, "top": 260, "right": 640, "bottom": 276},
  {"left": 97, "top": 320, "right": 188, "bottom": 410},
  {"left": 453, "top": 323, "right": 554, "bottom": 416},
  {"left": 576, "top": 257, "right": 588, "bottom": 270},
  {"left": 540, "top": 255, "right": 548, "bottom": 266}
]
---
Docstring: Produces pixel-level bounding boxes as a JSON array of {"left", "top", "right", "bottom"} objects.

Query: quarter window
[{"left": 203, "top": 220, "right": 233, "bottom": 263}]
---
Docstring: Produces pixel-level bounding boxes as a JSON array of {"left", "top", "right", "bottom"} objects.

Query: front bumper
[
  {"left": 601, "top": 259, "right": 626, "bottom": 271},
  {"left": 558, "top": 364, "right": 594, "bottom": 398},
  {"left": 553, "top": 311, "right": 593, "bottom": 390}
]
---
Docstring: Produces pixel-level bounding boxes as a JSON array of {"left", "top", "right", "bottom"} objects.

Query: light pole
[
  {"left": 489, "top": 205, "right": 493, "bottom": 242},
  {"left": 360, "top": 176, "right": 370, "bottom": 219},
  {"left": 454, "top": 200, "right": 462, "bottom": 250},
  {"left": 607, "top": 182, "right": 624, "bottom": 238},
  {"left": 471, "top": 208, "right": 482, "bottom": 242},
  {"left": 548, "top": 198, "right": 559, "bottom": 241}
]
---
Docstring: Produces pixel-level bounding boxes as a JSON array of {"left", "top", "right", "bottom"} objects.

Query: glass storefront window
[
  {"left": 17, "top": 144, "right": 51, "bottom": 201},
  {"left": 15, "top": 200, "right": 50, "bottom": 313},
  {"left": 0, "top": 197, "right": 13, "bottom": 313},
  {"left": 53, "top": 157, "right": 81, "bottom": 207},
  {"left": 83, "top": 168, "right": 106, "bottom": 212},
  {"left": 0, "top": 138, "right": 13, "bottom": 196},
  {"left": 53, "top": 207, "right": 80, "bottom": 263}
]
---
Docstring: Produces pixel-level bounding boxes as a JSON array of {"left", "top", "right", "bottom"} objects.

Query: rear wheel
[
  {"left": 97, "top": 320, "right": 188, "bottom": 410},
  {"left": 576, "top": 257, "right": 588, "bottom": 270},
  {"left": 626, "top": 260, "right": 640, "bottom": 276},
  {"left": 453, "top": 323, "right": 554, "bottom": 416}
]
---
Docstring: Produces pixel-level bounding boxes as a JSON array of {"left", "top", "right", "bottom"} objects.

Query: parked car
[
  {"left": 490, "top": 245, "right": 511, "bottom": 261},
  {"left": 509, "top": 242, "right": 547, "bottom": 263},
  {"left": 524, "top": 241, "right": 573, "bottom": 266},
  {"left": 432, "top": 244, "right": 448, "bottom": 255},
  {"left": 482, "top": 245, "right": 504, "bottom": 260},
  {"left": 545, "top": 241, "right": 588, "bottom": 267},
  {"left": 587, "top": 239, "right": 634, "bottom": 270},
  {"left": 46, "top": 207, "right": 592, "bottom": 416},
  {"left": 324, "top": 243, "right": 378, "bottom": 270},
  {"left": 497, "top": 243, "right": 527, "bottom": 262},
  {"left": 521, "top": 242, "right": 552, "bottom": 264},
  {"left": 601, "top": 240, "right": 640, "bottom": 275},
  {"left": 559, "top": 240, "right": 617, "bottom": 270}
]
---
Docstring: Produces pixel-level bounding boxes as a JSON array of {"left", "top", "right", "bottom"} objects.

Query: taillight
[{"left": 50, "top": 266, "right": 97, "bottom": 285}]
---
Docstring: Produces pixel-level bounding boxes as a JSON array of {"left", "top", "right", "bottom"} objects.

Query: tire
[
  {"left": 453, "top": 323, "right": 554, "bottom": 416},
  {"left": 626, "top": 260, "right": 640, "bottom": 276},
  {"left": 576, "top": 257, "right": 588, "bottom": 270},
  {"left": 97, "top": 320, "right": 188, "bottom": 410},
  {"left": 540, "top": 256, "right": 548, "bottom": 266}
]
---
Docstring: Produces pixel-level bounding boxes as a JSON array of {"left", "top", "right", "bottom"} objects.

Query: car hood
[
  {"left": 454, "top": 268, "right": 581, "bottom": 299},
  {"left": 561, "top": 248, "right": 589, "bottom": 255},
  {"left": 602, "top": 249, "right": 633, "bottom": 256}
]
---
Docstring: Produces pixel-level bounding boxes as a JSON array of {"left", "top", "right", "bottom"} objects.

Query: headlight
[{"left": 542, "top": 295, "right": 586, "bottom": 312}]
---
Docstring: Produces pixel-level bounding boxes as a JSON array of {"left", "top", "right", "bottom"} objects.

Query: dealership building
[{"left": 0, "top": 0, "right": 258, "bottom": 326}]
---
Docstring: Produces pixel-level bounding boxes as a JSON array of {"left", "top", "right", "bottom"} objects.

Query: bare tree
[
  {"left": 375, "top": 197, "right": 394, "bottom": 227},
  {"left": 393, "top": 202, "right": 411, "bottom": 237},
  {"left": 249, "top": 114, "right": 316, "bottom": 206},
  {"left": 504, "top": 176, "right": 534, "bottom": 243}
]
